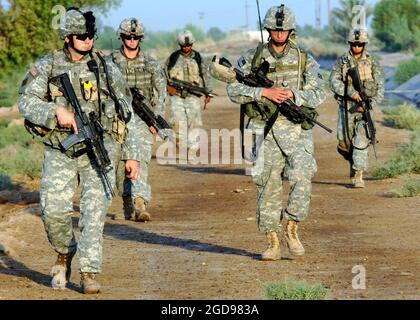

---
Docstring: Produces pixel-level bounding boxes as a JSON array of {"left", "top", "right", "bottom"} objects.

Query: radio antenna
[{"left": 256, "top": 0, "right": 264, "bottom": 43}]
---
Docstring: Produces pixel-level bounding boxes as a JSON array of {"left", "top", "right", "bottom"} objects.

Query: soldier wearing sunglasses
[
  {"left": 108, "top": 18, "right": 167, "bottom": 223},
  {"left": 330, "top": 29, "right": 385, "bottom": 188},
  {"left": 18, "top": 8, "right": 141, "bottom": 294}
]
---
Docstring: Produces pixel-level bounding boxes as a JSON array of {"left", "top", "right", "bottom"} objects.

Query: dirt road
[{"left": 0, "top": 89, "right": 419, "bottom": 300}]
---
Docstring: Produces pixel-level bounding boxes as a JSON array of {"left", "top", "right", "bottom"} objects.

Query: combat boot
[
  {"left": 51, "top": 250, "right": 75, "bottom": 290},
  {"left": 134, "top": 197, "right": 151, "bottom": 222},
  {"left": 285, "top": 220, "right": 305, "bottom": 256},
  {"left": 352, "top": 171, "right": 365, "bottom": 188},
  {"left": 80, "top": 273, "right": 100, "bottom": 294},
  {"left": 261, "top": 232, "right": 281, "bottom": 261},
  {"left": 122, "top": 196, "right": 135, "bottom": 220}
]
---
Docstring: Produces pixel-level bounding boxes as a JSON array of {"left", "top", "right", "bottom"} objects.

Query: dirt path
[{"left": 0, "top": 90, "right": 419, "bottom": 300}]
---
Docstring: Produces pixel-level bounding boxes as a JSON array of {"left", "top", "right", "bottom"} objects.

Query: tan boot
[
  {"left": 261, "top": 232, "right": 281, "bottom": 261},
  {"left": 352, "top": 171, "right": 365, "bottom": 188},
  {"left": 134, "top": 197, "right": 151, "bottom": 222},
  {"left": 51, "top": 251, "right": 75, "bottom": 290},
  {"left": 285, "top": 220, "right": 305, "bottom": 256},
  {"left": 80, "top": 273, "right": 101, "bottom": 294},
  {"left": 122, "top": 196, "right": 134, "bottom": 220}
]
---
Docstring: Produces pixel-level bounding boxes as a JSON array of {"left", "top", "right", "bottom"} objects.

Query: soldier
[
  {"left": 18, "top": 8, "right": 141, "bottom": 294},
  {"left": 226, "top": 5, "right": 325, "bottom": 260},
  {"left": 165, "top": 30, "right": 212, "bottom": 155},
  {"left": 329, "top": 29, "right": 384, "bottom": 188},
  {"left": 108, "top": 18, "right": 167, "bottom": 222}
]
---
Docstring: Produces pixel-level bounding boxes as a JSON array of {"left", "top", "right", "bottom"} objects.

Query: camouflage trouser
[
  {"left": 337, "top": 106, "right": 370, "bottom": 172},
  {"left": 252, "top": 131, "right": 317, "bottom": 234},
  {"left": 115, "top": 119, "right": 153, "bottom": 204},
  {"left": 170, "top": 95, "right": 203, "bottom": 151},
  {"left": 40, "top": 135, "right": 118, "bottom": 274}
]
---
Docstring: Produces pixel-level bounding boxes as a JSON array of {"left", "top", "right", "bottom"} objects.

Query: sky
[{"left": 101, "top": 0, "right": 380, "bottom": 32}]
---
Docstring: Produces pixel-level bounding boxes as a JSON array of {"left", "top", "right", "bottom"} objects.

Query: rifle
[
  {"left": 50, "top": 73, "right": 115, "bottom": 197},
  {"left": 167, "top": 78, "right": 216, "bottom": 98},
  {"left": 347, "top": 67, "right": 378, "bottom": 159},
  {"left": 130, "top": 88, "right": 175, "bottom": 143},
  {"left": 213, "top": 56, "right": 333, "bottom": 133}
]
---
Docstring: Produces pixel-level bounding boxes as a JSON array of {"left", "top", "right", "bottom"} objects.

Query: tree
[
  {"left": 207, "top": 27, "right": 227, "bottom": 42},
  {"left": 372, "top": 0, "right": 420, "bottom": 52},
  {"left": 330, "top": 0, "right": 373, "bottom": 43},
  {"left": 0, "top": 0, "right": 121, "bottom": 76}
]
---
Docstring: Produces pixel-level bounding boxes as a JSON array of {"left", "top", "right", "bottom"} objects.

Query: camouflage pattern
[
  {"left": 59, "top": 9, "right": 95, "bottom": 40},
  {"left": 170, "top": 95, "right": 203, "bottom": 151},
  {"left": 348, "top": 28, "right": 369, "bottom": 44},
  {"left": 177, "top": 30, "right": 196, "bottom": 46},
  {"left": 165, "top": 49, "right": 212, "bottom": 150},
  {"left": 263, "top": 5, "right": 296, "bottom": 31},
  {"left": 329, "top": 49, "right": 385, "bottom": 171},
  {"left": 18, "top": 47, "right": 141, "bottom": 274},
  {"left": 117, "top": 18, "right": 145, "bottom": 37},
  {"left": 227, "top": 40, "right": 325, "bottom": 233},
  {"left": 108, "top": 46, "right": 167, "bottom": 205}
]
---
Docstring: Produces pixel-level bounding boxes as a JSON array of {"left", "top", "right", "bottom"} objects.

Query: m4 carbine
[
  {"left": 50, "top": 73, "right": 115, "bottom": 197},
  {"left": 130, "top": 88, "right": 174, "bottom": 142},
  {"left": 213, "top": 56, "right": 332, "bottom": 133},
  {"left": 167, "top": 79, "right": 215, "bottom": 98},
  {"left": 347, "top": 66, "right": 378, "bottom": 159}
]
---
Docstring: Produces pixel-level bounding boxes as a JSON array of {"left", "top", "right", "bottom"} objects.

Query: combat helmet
[
  {"left": 348, "top": 28, "right": 369, "bottom": 44},
  {"left": 59, "top": 8, "right": 96, "bottom": 40},
  {"left": 178, "top": 30, "right": 195, "bottom": 46},
  {"left": 117, "top": 18, "right": 145, "bottom": 37},
  {"left": 263, "top": 4, "right": 296, "bottom": 31}
]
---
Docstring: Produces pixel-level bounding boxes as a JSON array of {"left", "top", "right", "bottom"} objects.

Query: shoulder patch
[{"left": 238, "top": 56, "right": 247, "bottom": 68}]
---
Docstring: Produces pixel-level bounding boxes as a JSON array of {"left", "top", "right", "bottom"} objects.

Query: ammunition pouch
[
  {"left": 24, "top": 120, "right": 52, "bottom": 138},
  {"left": 363, "top": 80, "right": 378, "bottom": 98}
]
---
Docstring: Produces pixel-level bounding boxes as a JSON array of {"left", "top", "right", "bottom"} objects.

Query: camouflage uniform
[
  {"left": 18, "top": 10, "right": 141, "bottom": 280},
  {"left": 165, "top": 30, "right": 211, "bottom": 151},
  {"left": 227, "top": 5, "right": 325, "bottom": 258},
  {"left": 329, "top": 29, "right": 385, "bottom": 179},
  {"left": 108, "top": 18, "right": 167, "bottom": 211}
]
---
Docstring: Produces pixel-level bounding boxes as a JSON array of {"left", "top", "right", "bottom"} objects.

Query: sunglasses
[
  {"left": 181, "top": 44, "right": 193, "bottom": 48},
  {"left": 121, "top": 34, "right": 142, "bottom": 41},
  {"left": 351, "top": 43, "right": 365, "bottom": 48},
  {"left": 75, "top": 33, "right": 95, "bottom": 41}
]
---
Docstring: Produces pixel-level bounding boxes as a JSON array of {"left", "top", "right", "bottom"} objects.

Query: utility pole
[
  {"left": 245, "top": 0, "right": 250, "bottom": 30},
  {"left": 315, "top": 0, "right": 322, "bottom": 30},
  {"left": 198, "top": 12, "right": 205, "bottom": 31},
  {"left": 327, "top": 0, "right": 332, "bottom": 27}
]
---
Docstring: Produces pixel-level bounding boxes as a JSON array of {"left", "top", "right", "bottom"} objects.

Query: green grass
[
  {"left": 263, "top": 279, "right": 329, "bottom": 300},
  {"left": 382, "top": 104, "right": 420, "bottom": 131},
  {"left": 390, "top": 178, "right": 420, "bottom": 198},
  {"left": 0, "top": 70, "right": 25, "bottom": 108},
  {"left": 0, "top": 122, "right": 43, "bottom": 189},
  {"left": 373, "top": 129, "right": 420, "bottom": 179}
]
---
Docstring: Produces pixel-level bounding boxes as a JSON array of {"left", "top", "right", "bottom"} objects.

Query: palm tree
[{"left": 330, "top": 0, "right": 373, "bottom": 43}]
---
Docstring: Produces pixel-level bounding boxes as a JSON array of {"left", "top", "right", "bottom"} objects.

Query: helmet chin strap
[
  {"left": 122, "top": 36, "right": 140, "bottom": 52},
  {"left": 69, "top": 38, "right": 92, "bottom": 56}
]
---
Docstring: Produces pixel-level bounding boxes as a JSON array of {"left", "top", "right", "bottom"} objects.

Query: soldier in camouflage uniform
[
  {"left": 108, "top": 18, "right": 167, "bottom": 222},
  {"left": 226, "top": 5, "right": 326, "bottom": 260},
  {"left": 18, "top": 8, "right": 141, "bottom": 294},
  {"left": 165, "top": 30, "right": 212, "bottom": 154},
  {"left": 329, "top": 29, "right": 384, "bottom": 188}
]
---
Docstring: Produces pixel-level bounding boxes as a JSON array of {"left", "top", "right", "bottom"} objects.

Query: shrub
[
  {"left": 382, "top": 103, "right": 420, "bottom": 131},
  {"left": 373, "top": 129, "right": 420, "bottom": 179},
  {"left": 394, "top": 56, "right": 420, "bottom": 85},
  {"left": 390, "top": 178, "right": 420, "bottom": 197}
]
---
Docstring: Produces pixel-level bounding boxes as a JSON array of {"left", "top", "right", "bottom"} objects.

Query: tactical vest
[
  {"left": 243, "top": 42, "right": 316, "bottom": 129},
  {"left": 44, "top": 49, "right": 123, "bottom": 150},
  {"left": 340, "top": 52, "right": 378, "bottom": 98},
  {"left": 167, "top": 50, "right": 206, "bottom": 87},
  {"left": 111, "top": 49, "right": 155, "bottom": 106}
]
